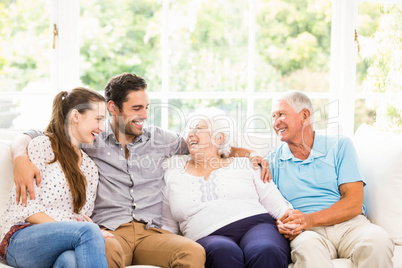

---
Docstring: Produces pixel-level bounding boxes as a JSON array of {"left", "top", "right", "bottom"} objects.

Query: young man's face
[{"left": 111, "top": 89, "right": 149, "bottom": 138}]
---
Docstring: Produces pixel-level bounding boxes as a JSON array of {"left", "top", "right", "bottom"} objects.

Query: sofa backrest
[
  {"left": 235, "top": 133, "right": 281, "bottom": 157},
  {"left": 1, "top": 125, "right": 401, "bottom": 247},
  {"left": 353, "top": 124, "right": 402, "bottom": 246},
  {"left": 0, "top": 140, "right": 14, "bottom": 235},
  {"left": 235, "top": 125, "right": 343, "bottom": 157}
]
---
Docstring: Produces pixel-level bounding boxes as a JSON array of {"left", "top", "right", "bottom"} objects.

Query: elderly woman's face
[{"left": 186, "top": 120, "right": 214, "bottom": 154}]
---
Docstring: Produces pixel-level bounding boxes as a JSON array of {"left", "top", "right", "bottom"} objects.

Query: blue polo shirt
[{"left": 267, "top": 133, "right": 366, "bottom": 214}]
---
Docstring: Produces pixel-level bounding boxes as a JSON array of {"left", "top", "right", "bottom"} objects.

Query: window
[
  {"left": 355, "top": 1, "right": 402, "bottom": 132},
  {"left": 77, "top": 0, "right": 334, "bottom": 137},
  {"left": 79, "top": 0, "right": 162, "bottom": 92},
  {"left": 0, "top": 0, "right": 52, "bottom": 130},
  {"left": 1, "top": 0, "right": 400, "bottom": 136}
]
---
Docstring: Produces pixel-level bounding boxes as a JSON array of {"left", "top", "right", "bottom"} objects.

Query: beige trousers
[
  {"left": 290, "top": 215, "right": 394, "bottom": 268},
  {"left": 102, "top": 221, "right": 205, "bottom": 268}
]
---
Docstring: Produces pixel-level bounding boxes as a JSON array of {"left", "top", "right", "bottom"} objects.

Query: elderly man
[{"left": 267, "top": 90, "right": 394, "bottom": 268}]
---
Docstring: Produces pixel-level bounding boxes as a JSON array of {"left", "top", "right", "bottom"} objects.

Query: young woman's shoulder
[
  {"left": 28, "top": 135, "right": 52, "bottom": 155},
  {"left": 81, "top": 150, "right": 98, "bottom": 170},
  {"left": 30, "top": 135, "right": 50, "bottom": 146},
  {"left": 27, "top": 135, "right": 54, "bottom": 167}
]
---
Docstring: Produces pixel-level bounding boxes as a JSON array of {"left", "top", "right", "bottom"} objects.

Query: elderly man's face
[{"left": 271, "top": 100, "right": 304, "bottom": 143}]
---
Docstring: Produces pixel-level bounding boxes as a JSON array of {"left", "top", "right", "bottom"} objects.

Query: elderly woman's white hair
[
  {"left": 274, "top": 90, "right": 315, "bottom": 124},
  {"left": 187, "top": 107, "right": 234, "bottom": 158}
]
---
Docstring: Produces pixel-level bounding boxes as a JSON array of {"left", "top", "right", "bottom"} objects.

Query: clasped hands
[{"left": 276, "top": 209, "right": 311, "bottom": 241}]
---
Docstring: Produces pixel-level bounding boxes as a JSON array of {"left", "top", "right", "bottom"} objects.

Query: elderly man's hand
[
  {"left": 280, "top": 209, "right": 313, "bottom": 234},
  {"left": 249, "top": 153, "right": 272, "bottom": 182},
  {"left": 277, "top": 209, "right": 305, "bottom": 240},
  {"left": 277, "top": 221, "right": 302, "bottom": 240}
]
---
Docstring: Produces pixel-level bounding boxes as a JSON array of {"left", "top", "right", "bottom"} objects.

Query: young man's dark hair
[{"left": 104, "top": 73, "right": 147, "bottom": 111}]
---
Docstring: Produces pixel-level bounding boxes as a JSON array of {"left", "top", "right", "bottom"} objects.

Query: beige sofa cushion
[
  {"left": 0, "top": 141, "right": 13, "bottom": 222},
  {"left": 354, "top": 124, "right": 402, "bottom": 245}
]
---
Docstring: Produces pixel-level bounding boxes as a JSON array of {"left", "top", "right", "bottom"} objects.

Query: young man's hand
[
  {"left": 249, "top": 153, "right": 272, "bottom": 182},
  {"left": 14, "top": 155, "right": 41, "bottom": 206}
]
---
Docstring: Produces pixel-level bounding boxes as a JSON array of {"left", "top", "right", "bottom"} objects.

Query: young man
[
  {"left": 12, "top": 73, "right": 269, "bottom": 267},
  {"left": 268, "top": 90, "right": 394, "bottom": 268}
]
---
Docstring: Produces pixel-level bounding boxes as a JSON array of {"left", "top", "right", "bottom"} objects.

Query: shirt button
[
  {"left": 120, "top": 148, "right": 123, "bottom": 151},
  {"left": 132, "top": 213, "right": 135, "bottom": 218},
  {"left": 107, "top": 152, "right": 110, "bottom": 156},
  {"left": 130, "top": 189, "right": 134, "bottom": 193},
  {"left": 130, "top": 175, "right": 134, "bottom": 179}
]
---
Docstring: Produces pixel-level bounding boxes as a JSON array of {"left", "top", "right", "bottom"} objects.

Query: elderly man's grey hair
[
  {"left": 274, "top": 90, "right": 315, "bottom": 124},
  {"left": 187, "top": 107, "right": 234, "bottom": 158}
]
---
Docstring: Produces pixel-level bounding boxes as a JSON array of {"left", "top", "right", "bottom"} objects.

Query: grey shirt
[{"left": 25, "top": 122, "right": 188, "bottom": 230}]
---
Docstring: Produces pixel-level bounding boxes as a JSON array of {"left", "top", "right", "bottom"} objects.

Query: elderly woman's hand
[{"left": 249, "top": 153, "right": 272, "bottom": 183}]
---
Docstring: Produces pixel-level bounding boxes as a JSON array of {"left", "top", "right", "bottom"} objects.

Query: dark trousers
[{"left": 196, "top": 213, "right": 290, "bottom": 268}]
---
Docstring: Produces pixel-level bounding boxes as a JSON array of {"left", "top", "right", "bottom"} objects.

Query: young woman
[{"left": 0, "top": 87, "right": 108, "bottom": 268}]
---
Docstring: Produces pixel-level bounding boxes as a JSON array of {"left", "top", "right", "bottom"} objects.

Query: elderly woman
[{"left": 162, "top": 108, "right": 292, "bottom": 268}]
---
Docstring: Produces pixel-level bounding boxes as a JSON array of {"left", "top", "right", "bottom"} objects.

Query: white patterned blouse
[
  {"left": 1, "top": 135, "right": 99, "bottom": 241},
  {"left": 162, "top": 156, "right": 293, "bottom": 241}
]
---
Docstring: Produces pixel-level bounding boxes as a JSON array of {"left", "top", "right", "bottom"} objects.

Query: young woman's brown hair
[{"left": 45, "top": 87, "right": 105, "bottom": 213}]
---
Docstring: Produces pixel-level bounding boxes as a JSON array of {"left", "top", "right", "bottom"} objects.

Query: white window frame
[
  {"left": 51, "top": 0, "right": 80, "bottom": 91},
  {"left": 329, "top": 0, "right": 358, "bottom": 137}
]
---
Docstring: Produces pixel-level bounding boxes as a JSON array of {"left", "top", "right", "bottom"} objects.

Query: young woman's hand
[{"left": 79, "top": 215, "right": 115, "bottom": 238}]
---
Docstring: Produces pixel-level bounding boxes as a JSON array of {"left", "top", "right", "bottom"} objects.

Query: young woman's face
[{"left": 71, "top": 101, "right": 107, "bottom": 146}]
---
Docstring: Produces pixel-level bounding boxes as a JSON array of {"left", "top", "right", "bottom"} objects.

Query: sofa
[{"left": 0, "top": 124, "right": 401, "bottom": 267}]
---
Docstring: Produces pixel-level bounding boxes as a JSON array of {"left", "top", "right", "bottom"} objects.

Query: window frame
[{"left": 50, "top": 0, "right": 80, "bottom": 91}]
